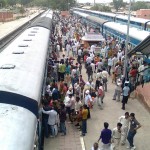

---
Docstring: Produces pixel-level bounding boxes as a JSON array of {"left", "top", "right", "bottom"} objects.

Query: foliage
[
  {"left": 0, "top": 0, "right": 7, "bottom": 7},
  {"left": 131, "top": 2, "right": 150, "bottom": 11},
  {"left": 19, "top": 6, "right": 25, "bottom": 14},
  {"left": 91, "top": 4, "right": 111, "bottom": 12},
  {"left": 113, "top": 0, "right": 125, "bottom": 11}
]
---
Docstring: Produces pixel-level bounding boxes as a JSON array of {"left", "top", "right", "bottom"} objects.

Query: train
[
  {"left": 73, "top": 11, "right": 150, "bottom": 48},
  {"left": 0, "top": 10, "right": 53, "bottom": 150},
  {"left": 72, "top": 8, "right": 150, "bottom": 31}
]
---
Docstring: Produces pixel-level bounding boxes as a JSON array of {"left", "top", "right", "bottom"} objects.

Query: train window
[
  {"left": 33, "top": 28, "right": 39, "bottom": 30},
  {"left": 0, "top": 64, "right": 15, "bottom": 69},
  {"left": 12, "top": 51, "right": 24, "bottom": 54},
  {"left": 23, "top": 39, "right": 32, "bottom": 41},
  {"left": 18, "top": 44, "right": 28, "bottom": 47},
  {"left": 31, "top": 31, "right": 38, "bottom": 33},
  {"left": 28, "top": 34, "right": 35, "bottom": 36}
]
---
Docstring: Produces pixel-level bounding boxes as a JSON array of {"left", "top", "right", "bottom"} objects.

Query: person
[
  {"left": 107, "top": 56, "right": 113, "bottom": 75},
  {"left": 42, "top": 107, "right": 58, "bottom": 137},
  {"left": 112, "top": 123, "right": 123, "bottom": 150},
  {"left": 91, "top": 142, "right": 100, "bottom": 150},
  {"left": 64, "top": 94, "right": 72, "bottom": 123},
  {"left": 97, "top": 83, "right": 105, "bottom": 109},
  {"left": 42, "top": 100, "right": 51, "bottom": 138},
  {"left": 122, "top": 82, "right": 130, "bottom": 110},
  {"left": 84, "top": 90, "right": 93, "bottom": 119},
  {"left": 118, "top": 112, "right": 130, "bottom": 145},
  {"left": 112, "top": 79, "right": 122, "bottom": 101},
  {"left": 81, "top": 104, "right": 88, "bottom": 136},
  {"left": 101, "top": 68, "right": 109, "bottom": 92},
  {"left": 98, "top": 122, "right": 112, "bottom": 150},
  {"left": 59, "top": 104, "right": 67, "bottom": 136},
  {"left": 86, "top": 63, "right": 93, "bottom": 81},
  {"left": 127, "top": 113, "right": 141, "bottom": 150}
]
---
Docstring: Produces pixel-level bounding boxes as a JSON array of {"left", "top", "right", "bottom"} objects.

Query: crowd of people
[{"left": 41, "top": 13, "right": 145, "bottom": 150}]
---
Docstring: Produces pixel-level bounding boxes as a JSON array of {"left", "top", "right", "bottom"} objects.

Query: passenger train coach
[
  {"left": 0, "top": 10, "right": 53, "bottom": 150},
  {"left": 73, "top": 11, "right": 150, "bottom": 48},
  {"left": 72, "top": 8, "right": 150, "bottom": 31}
]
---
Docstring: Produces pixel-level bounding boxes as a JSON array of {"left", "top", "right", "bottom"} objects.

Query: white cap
[
  {"left": 85, "top": 90, "right": 90, "bottom": 94},
  {"left": 125, "top": 81, "right": 129, "bottom": 84}
]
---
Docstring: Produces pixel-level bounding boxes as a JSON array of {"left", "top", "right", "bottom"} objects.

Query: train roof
[
  {"left": 73, "top": 11, "right": 89, "bottom": 18},
  {"left": 0, "top": 26, "right": 50, "bottom": 102},
  {"left": 0, "top": 103, "right": 36, "bottom": 150},
  {"left": 87, "top": 15, "right": 108, "bottom": 24},
  {"left": 104, "top": 22, "right": 150, "bottom": 41},
  {"left": 116, "top": 15, "right": 150, "bottom": 24},
  {"left": 29, "top": 10, "right": 53, "bottom": 29}
]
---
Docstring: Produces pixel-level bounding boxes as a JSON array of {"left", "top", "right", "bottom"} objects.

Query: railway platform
[
  {"left": 44, "top": 51, "right": 150, "bottom": 150},
  {"left": 0, "top": 10, "right": 43, "bottom": 40}
]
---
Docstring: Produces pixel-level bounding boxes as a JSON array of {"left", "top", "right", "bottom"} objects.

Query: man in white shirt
[
  {"left": 138, "top": 64, "right": 145, "bottom": 84},
  {"left": 91, "top": 61, "right": 96, "bottom": 73},
  {"left": 90, "top": 44, "right": 96, "bottom": 53},
  {"left": 97, "top": 60, "right": 103, "bottom": 70},
  {"left": 113, "top": 78, "right": 122, "bottom": 101},
  {"left": 42, "top": 108, "right": 58, "bottom": 137},
  {"left": 112, "top": 55, "right": 118, "bottom": 71},
  {"left": 108, "top": 57, "right": 113, "bottom": 75},
  {"left": 118, "top": 112, "right": 130, "bottom": 145},
  {"left": 84, "top": 90, "right": 93, "bottom": 118},
  {"left": 112, "top": 123, "right": 123, "bottom": 150},
  {"left": 72, "top": 44, "right": 77, "bottom": 57},
  {"left": 66, "top": 43, "right": 71, "bottom": 57},
  {"left": 86, "top": 55, "right": 92, "bottom": 65},
  {"left": 101, "top": 68, "right": 109, "bottom": 92},
  {"left": 117, "top": 50, "right": 122, "bottom": 61},
  {"left": 77, "top": 48, "right": 82, "bottom": 63}
]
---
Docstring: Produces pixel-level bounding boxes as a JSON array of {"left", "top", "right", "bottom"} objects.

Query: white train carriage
[
  {"left": 0, "top": 10, "right": 53, "bottom": 150},
  {"left": 103, "top": 22, "right": 150, "bottom": 48}
]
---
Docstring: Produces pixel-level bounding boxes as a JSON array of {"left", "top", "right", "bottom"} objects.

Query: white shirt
[
  {"left": 91, "top": 63, "right": 95, "bottom": 72},
  {"left": 66, "top": 44, "right": 71, "bottom": 52},
  {"left": 86, "top": 56, "right": 92, "bottom": 64},
  {"left": 117, "top": 51, "right": 122, "bottom": 60},
  {"left": 112, "top": 127, "right": 123, "bottom": 139},
  {"left": 84, "top": 94, "right": 92, "bottom": 106},
  {"left": 64, "top": 96, "right": 71, "bottom": 107},
  {"left": 57, "top": 44, "right": 60, "bottom": 51},
  {"left": 118, "top": 116, "right": 130, "bottom": 128},
  {"left": 101, "top": 70, "right": 109, "bottom": 79},
  {"left": 112, "top": 57, "right": 118, "bottom": 67},
  {"left": 97, "top": 61, "right": 103, "bottom": 70},
  {"left": 71, "top": 96, "right": 75, "bottom": 110},
  {"left": 138, "top": 65, "right": 145, "bottom": 76},
  {"left": 108, "top": 58, "right": 113, "bottom": 66},
  {"left": 78, "top": 49, "right": 82, "bottom": 56},
  {"left": 75, "top": 101, "right": 82, "bottom": 111},
  {"left": 42, "top": 109, "right": 58, "bottom": 125},
  {"left": 72, "top": 45, "right": 77, "bottom": 52},
  {"left": 90, "top": 45, "right": 96, "bottom": 53}
]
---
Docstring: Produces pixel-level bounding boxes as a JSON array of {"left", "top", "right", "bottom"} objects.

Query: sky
[{"left": 77, "top": 0, "right": 148, "bottom": 3}]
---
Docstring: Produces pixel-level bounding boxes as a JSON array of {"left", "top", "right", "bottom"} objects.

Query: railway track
[{"left": 0, "top": 12, "right": 44, "bottom": 52}]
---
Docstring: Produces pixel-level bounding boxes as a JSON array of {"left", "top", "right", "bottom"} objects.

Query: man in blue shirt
[
  {"left": 98, "top": 122, "right": 112, "bottom": 150},
  {"left": 122, "top": 82, "right": 130, "bottom": 110}
]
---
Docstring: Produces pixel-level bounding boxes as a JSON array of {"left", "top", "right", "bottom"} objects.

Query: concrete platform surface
[
  {"left": 44, "top": 51, "right": 150, "bottom": 150},
  {"left": 0, "top": 11, "right": 43, "bottom": 40}
]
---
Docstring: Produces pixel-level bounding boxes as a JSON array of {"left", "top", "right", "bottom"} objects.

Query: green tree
[
  {"left": 113, "top": 0, "right": 124, "bottom": 11},
  {"left": 0, "top": 0, "right": 7, "bottom": 7},
  {"left": 91, "top": 4, "right": 111, "bottom": 12},
  {"left": 6, "top": 0, "right": 17, "bottom": 6},
  {"left": 131, "top": 2, "right": 149, "bottom": 11},
  {"left": 19, "top": 6, "right": 25, "bottom": 15}
]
